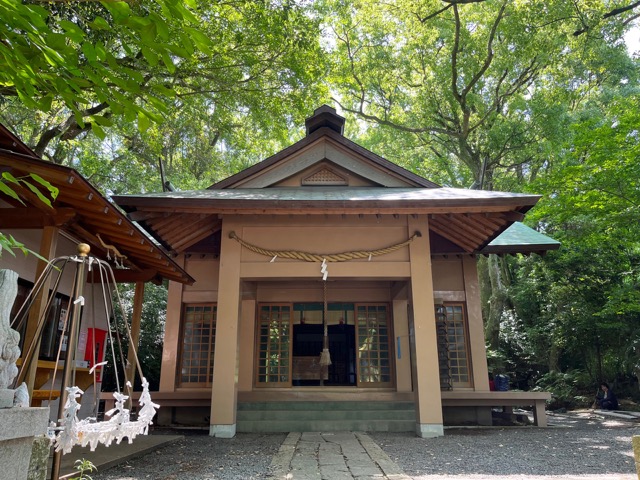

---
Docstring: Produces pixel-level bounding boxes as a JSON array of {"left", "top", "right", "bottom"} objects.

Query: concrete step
[
  {"left": 237, "top": 418, "right": 416, "bottom": 433},
  {"left": 237, "top": 401, "right": 416, "bottom": 411},
  {"left": 238, "top": 408, "right": 415, "bottom": 421},
  {"left": 236, "top": 401, "right": 416, "bottom": 433}
]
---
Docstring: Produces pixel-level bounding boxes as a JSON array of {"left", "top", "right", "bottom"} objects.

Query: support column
[
  {"left": 125, "top": 281, "right": 145, "bottom": 393},
  {"left": 159, "top": 256, "right": 184, "bottom": 393},
  {"left": 393, "top": 299, "right": 411, "bottom": 393},
  {"left": 463, "top": 256, "right": 490, "bottom": 391},
  {"left": 408, "top": 216, "right": 443, "bottom": 438},
  {"left": 210, "top": 217, "right": 242, "bottom": 438},
  {"left": 238, "top": 299, "right": 256, "bottom": 392},
  {"left": 23, "top": 226, "right": 58, "bottom": 401}
]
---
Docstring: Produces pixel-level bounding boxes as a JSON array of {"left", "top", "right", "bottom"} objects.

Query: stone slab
[
  {"left": 209, "top": 423, "right": 236, "bottom": 438},
  {"left": 416, "top": 422, "right": 444, "bottom": 438},
  {"left": 0, "top": 407, "right": 49, "bottom": 480},
  {"left": 0, "top": 389, "right": 14, "bottom": 408},
  {"left": 0, "top": 407, "right": 48, "bottom": 441}
]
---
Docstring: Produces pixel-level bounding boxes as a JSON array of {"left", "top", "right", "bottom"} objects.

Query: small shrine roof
[{"left": 481, "top": 222, "right": 560, "bottom": 255}]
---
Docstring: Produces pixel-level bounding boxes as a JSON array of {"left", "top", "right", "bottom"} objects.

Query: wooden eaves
[
  {"left": 0, "top": 147, "right": 193, "bottom": 285},
  {"left": 114, "top": 188, "right": 541, "bottom": 255}
]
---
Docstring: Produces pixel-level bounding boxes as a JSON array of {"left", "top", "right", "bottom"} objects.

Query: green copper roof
[{"left": 482, "top": 222, "right": 560, "bottom": 254}]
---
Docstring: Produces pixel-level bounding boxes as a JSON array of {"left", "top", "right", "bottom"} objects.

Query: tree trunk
[
  {"left": 548, "top": 343, "right": 561, "bottom": 372},
  {"left": 484, "top": 255, "right": 510, "bottom": 352}
]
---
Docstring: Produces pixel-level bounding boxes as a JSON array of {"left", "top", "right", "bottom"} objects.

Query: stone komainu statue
[{"left": 0, "top": 269, "right": 21, "bottom": 390}]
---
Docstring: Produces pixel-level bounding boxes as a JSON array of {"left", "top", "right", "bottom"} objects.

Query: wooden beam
[
  {"left": 21, "top": 226, "right": 58, "bottom": 403},
  {"left": 487, "top": 211, "right": 525, "bottom": 222},
  {"left": 86, "top": 268, "right": 158, "bottom": 284},
  {"left": 126, "top": 281, "right": 145, "bottom": 407},
  {"left": 126, "top": 205, "right": 528, "bottom": 215},
  {"left": 463, "top": 214, "right": 501, "bottom": 235},
  {"left": 0, "top": 207, "right": 77, "bottom": 228},
  {"left": 128, "top": 211, "right": 167, "bottom": 222},
  {"left": 428, "top": 223, "right": 475, "bottom": 252},
  {"left": 429, "top": 216, "right": 481, "bottom": 250}
]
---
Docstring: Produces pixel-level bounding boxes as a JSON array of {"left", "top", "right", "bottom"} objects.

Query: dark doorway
[{"left": 291, "top": 303, "right": 356, "bottom": 386}]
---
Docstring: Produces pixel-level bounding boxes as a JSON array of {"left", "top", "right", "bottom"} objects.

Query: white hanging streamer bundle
[
  {"left": 51, "top": 378, "right": 159, "bottom": 454},
  {"left": 36, "top": 252, "right": 159, "bottom": 456}
]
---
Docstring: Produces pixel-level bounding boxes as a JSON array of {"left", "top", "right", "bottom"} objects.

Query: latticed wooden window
[
  {"left": 356, "top": 304, "right": 393, "bottom": 386},
  {"left": 179, "top": 304, "right": 216, "bottom": 387},
  {"left": 255, "top": 304, "right": 292, "bottom": 386},
  {"left": 443, "top": 304, "right": 470, "bottom": 387}
]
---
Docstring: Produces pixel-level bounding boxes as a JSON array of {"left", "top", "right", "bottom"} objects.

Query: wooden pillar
[
  {"left": 210, "top": 217, "right": 242, "bottom": 438},
  {"left": 125, "top": 281, "right": 145, "bottom": 393},
  {"left": 238, "top": 298, "right": 256, "bottom": 392},
  {"left": 159, "top": 256, "right": 185, "bottom": 393},
  {"left": 393, "top": 298, "right": 412, "bottom": 393},
  {"left": 22, "top": 226, "right": 58, "bottom": 401},
  {"left": 463, "top": 256, "right": 490, "bottom": 391},
  {"left": 408, "top": 216, "right": 444, "bottom": 437}
]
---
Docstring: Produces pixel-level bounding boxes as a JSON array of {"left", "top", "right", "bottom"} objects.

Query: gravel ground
[
  {"left": 92, "top": 432, "right": 286, "bottom": 480},
  {"left": 371, "top": 411, "right": 640, "bottom": 480},
  {"left": 92, "top": 412, "right": 640, "bottom": 480}
]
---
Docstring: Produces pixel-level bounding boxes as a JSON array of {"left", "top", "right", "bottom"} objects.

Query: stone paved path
[{"left": 269, "top": 431, "right": 412, "bottom": 480}]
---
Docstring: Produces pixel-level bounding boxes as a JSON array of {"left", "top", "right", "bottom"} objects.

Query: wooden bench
[
  {"left": 31, "top": 389, "right": 61, "bottom": 407},
  {"left": 101, "top": 389, "right": 212, "bottom": 412},
  {"left": 441, "top": 391, "right": 551, "bottom": 426}
]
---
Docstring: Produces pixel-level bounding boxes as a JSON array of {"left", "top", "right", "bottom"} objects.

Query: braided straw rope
[{"left": 228, "top": 231, "right": 421, "bottom": 263}]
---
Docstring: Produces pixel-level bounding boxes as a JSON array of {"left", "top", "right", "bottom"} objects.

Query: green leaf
[
  {"left": 29, "top": 173, "right": 59, "bottom": 200},
  {"left": 59, "top": 19, "right": 85, "bottom": 43},
  {"left": 161, "top": 51, "right": 176, "bottom": 74},
  {"left": 92, "top": 115, "right": 114, "bottom": 127},
  {"left": 91, "top": 16, "right": 111, "bottom": 30},
  {"left": 102, "top": 1, "right": 131, "bottom": 21},
  {"left": 2, "top": 172, "right": 21, "bottom": 185},
  {"left": 37, "top": 95, "right": 53, "bottom": 112},
  {"left": 138, "top": 111, "right": 150, "bottom": 132},
  {"left": 141, "top": 47, "right": 159, "bottom": 66},
  {"left": 20, "top": 179, "right": 53, "bottom": 207},
  {"left": 180, "top": 32, "right": 194, "bottom": 55},
  {"left": 91, "top": 123, "right": 106, "bottom": 140},
  {"left": 0, "top": 180, "right": 24, "bottom": 204},
  {"left": 149, "top": 12, "right": 170, "bottom": 41}
]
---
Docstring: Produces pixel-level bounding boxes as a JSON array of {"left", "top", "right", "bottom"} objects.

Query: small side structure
[
  {"left": 113, "top": 106, "right": 559, "bottom": 437},
  {"left": 0, "top": 123, "right": 194, "bottom": 422}
]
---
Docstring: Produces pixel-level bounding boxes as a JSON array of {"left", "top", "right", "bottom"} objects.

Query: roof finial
[{"left": 305, "top": 105, "right": 345, "bottom": 136}]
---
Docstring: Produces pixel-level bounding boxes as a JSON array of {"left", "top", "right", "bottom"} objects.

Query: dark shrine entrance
[{"left": 292, "top": 303, "right": 356, "bottom": 386}]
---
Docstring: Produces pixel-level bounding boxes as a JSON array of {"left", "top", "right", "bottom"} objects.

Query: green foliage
[
  {"left": 326, "top": 0, "right": 636, "bottom": 189},
  {"left": 102, "top": 282, "right": 168, "bottom": 392},
  {"left": 69, "top": 459, "right": 96, "bottom": 480},
  {"left": 0, "top": 173, "right": 58, "bottom": 259},
  {"left": 0, "top": 0, "right": 328, "bottom": 193},
  {"left": 534, "top": 371, "right": 594, "bottom": 409}
]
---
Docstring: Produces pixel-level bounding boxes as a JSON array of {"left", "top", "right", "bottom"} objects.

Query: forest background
[{"left": 1, "top": 0, "right": 640, "bottom": 408}]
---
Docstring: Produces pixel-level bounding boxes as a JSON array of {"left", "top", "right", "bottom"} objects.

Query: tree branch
[
  {"left": 574, "top": 0, "right": 640, "bottom": 35},
  {"left": 331, "top": 98, "right": 460, "bottom": 137},
  {"left": 33, "top": 102, "right": 109, "bottom": 158}
]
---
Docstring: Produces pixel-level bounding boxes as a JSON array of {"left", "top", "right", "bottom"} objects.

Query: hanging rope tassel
[{"left": 319, "top": 279, "right": 332, "bottom": 368}]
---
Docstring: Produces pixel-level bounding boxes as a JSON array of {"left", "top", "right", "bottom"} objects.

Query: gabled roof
[
  {"left": 210, "top": 106, "right": 439, "bottom": 190},
  {"left": 0, "top": 127, "right": 193, "bottom": 285},
  {"left": 113, "top": 105, "right": 559, "bottom": 256},
  {"left": 116, "top": 187, "right": 540, "bottom": 212}
]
